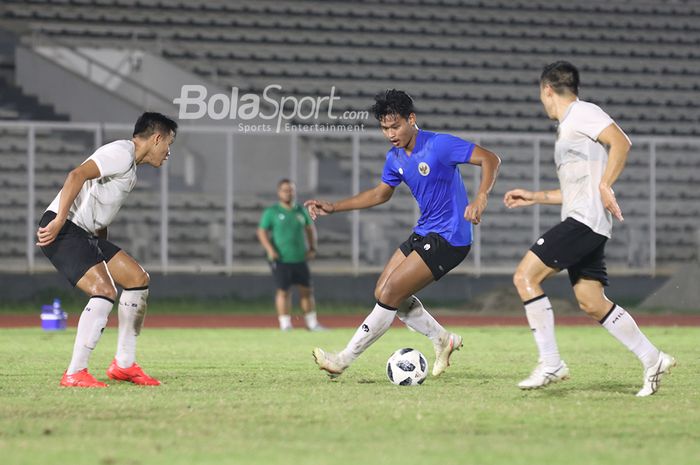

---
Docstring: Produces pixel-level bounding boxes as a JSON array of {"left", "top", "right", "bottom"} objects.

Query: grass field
[{"left": 1, "top": 325, "right": 698, "bottom": 465}]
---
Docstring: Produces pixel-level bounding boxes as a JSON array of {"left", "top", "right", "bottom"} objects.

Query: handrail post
[
  {"left": 533, "top": 138, "right": 541, "bottom": 242},
  {"left": 225, "top": 131, "right": 235, "bottom": 271},
  {"left": 26, "top": 125, "right": 36, "bottom": 273},
  {"left": 472, "top": 137, "right": 481, "bottom": 276},
  {"left": 351, "top": 134, "right": 360, "bottom": 275},
  {"left": 160, "top": 153, "right": 169, "bottom": 274},
  {"left": 649, "top": 141, "right": 657, "bottom": 276}
]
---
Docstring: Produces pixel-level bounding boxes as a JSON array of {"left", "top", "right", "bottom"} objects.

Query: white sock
[
  {"left": 304, "top": 311, "right": 319, "bottom": 329},
  {"left": 338, "top": 302, "right": 396, "bottom": 365},
  {"left": 115, "top": 287, "right": 149, "bottom": 369},
  {"left": 600, "top": 304, "right": 660, "bottom": 369},
  {"left": 524, "top": 295, "right": 561, "bottom": 367},
  {"left": 278, "top": 314, "right": 292, "bottom": 330},
  {"left": 67, "top": 296, "right": 114, "bottom": 375},
  {"left": 396, "top": 295, "right": 446, "bottom": 345}
]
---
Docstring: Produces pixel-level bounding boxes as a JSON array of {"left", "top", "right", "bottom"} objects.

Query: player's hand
[
  {"left": 599, "top": 184, "right": 624, "bottom": 222},
  {"left": 267, "top": 250, "right": 279, "bottom": 262},
  {"left": 464, "top": 193, "right": 488, "bottom": 225},
  {"left": 304, "top": 199, "right": 334, "bottom": 220},
  {"left": 36, "top": 217, "right": 65, "bottom": 247},
  {"left": 504, "top": 189, "right": 536, "bottom": 209},
  {"left": 306, "top": 249, "right": 316, "bottom": 261}
]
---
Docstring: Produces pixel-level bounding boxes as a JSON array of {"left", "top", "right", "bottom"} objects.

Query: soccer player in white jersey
[
  {"left": 37, "top": 112, "right": 177, "bottom": 388},
  {"left": 504, "top": 61, "right": 675, "bottom": 397}
]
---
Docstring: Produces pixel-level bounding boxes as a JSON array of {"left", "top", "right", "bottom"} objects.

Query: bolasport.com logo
[{"left": 172, "top": 84, "right": 369, "bottom": 133}]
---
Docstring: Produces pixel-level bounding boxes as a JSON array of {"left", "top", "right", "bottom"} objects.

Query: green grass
[{"left": 1, "top": 326, "right": 698, "bottom": 465}]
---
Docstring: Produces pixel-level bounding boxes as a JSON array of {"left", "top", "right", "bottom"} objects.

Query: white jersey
[
  {"left": 555, "top": 100, "right": 615, "bottom": 238},
  {"left": 47, "top": 140, "right": 137, "bottom": 235}
]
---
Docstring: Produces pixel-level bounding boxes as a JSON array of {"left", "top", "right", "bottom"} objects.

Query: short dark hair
[
  {"left": 540, "top": 61, "right": 580, "bottom": 96},
  {"left": 370, "top": 89, "right": 415, "bottom": 121},
  {"left": 133, "top": 112, "right": 178, "bottom": 138},
  {"left": 278, "top": 178, "right": 293, "bottom": 188}
]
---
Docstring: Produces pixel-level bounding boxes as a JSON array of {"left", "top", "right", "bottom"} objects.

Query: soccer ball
[{"left": 386, "top": 348, "right": 428, "bottom": 386}]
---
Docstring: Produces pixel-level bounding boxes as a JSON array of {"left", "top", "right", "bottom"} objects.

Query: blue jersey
[{"left": 381, "top": 129, "right": 475, "bottom": 246}]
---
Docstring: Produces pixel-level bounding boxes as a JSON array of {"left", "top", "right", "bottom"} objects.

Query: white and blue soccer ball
[{"left": 386, "top": 348, "right": 428, "bottom": 386}]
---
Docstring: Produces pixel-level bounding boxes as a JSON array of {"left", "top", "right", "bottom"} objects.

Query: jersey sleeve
[
  {"left": 575, "top": 103, "right": 615, "bottom": 141},
  {"left": 87, "top": 143, "right": 134, "bottom": 179},
  {"left": 434, "top": 133, "right": 476, "bottom": 167},
  {"left": 381, "top": 152, "right": 402, "bottom": 187},
  {"left": 259, "top": 208, "right": 273, "bottom": 230},
  {"left": 301, "top": 206, "right": 313, "bottom": 226}
]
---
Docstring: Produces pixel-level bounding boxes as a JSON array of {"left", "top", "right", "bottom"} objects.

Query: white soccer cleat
[
  {"left": 312, "top": 347, "right": 347, "bottom": 379},
  {"left": 518, "top": 360, "right": 570, "bottom": 390},
  {"left": 432, "top": 332, "right": 463, "bottom": 376},
  {"left": 307, "top": 324, "right": 328, "bottom": 332},
  {"left": 636, "top": 352, "right": 676, "bottom": 397}
]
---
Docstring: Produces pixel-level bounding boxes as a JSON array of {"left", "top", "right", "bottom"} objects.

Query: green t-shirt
[{"left": 259, "top": 203, "right": 312, "bottom": 263}]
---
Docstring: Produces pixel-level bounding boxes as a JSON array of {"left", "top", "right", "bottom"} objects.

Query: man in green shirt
[{"left": 257, "top": 179, "right": 324, "bottom": 331}]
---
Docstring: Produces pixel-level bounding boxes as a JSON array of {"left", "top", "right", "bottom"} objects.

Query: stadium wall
[
  {"left": 14, "top": 45, "right": 312, "bottom": 194},
  {"left": 0, "top": 272, "right": 667, "bottom": 308},
  {"left": 15, "top": 45, "right": 138, "bottom": 123}
]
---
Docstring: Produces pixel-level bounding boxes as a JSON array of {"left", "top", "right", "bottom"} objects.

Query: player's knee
[
  {"left": 135, "top": 270, "right": 150, "bottom": 288},
  {"left": 376, "top": 282, "right": 404, "bottom": 308},
  {"left": 122, "top": 269, "right": 149, "bottom": 289},
  {"left": 512, "top": 269, "right": 529, "bottom": 291},
  {"left": 577, "top": 299, "right": 597, "bottom": 316},
  {"left": 299, "top": 287, "right": 313, "bottom": 298},
  {"left": 94, "top": 283, "right": 118, "bottom": 301},
  {"left": 373, "top": 283, "right": 383, "bottom": 301}
]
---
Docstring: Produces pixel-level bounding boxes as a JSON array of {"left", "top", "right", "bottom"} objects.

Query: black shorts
[
  {"left": 399, "top": 232, "right": 471, "bottom": 281},
  {"left": 530, "top": 217, "right": 609, "bottom": 286},
  {"left": 270, "top": 261, "right": 312, "bottom": 290},
  {"left": 39, "top": 211, "right": 121, "bottom": 287}
]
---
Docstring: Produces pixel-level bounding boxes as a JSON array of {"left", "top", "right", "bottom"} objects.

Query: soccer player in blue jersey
[{"left": 306, "top": 89, "right": 501, "bottom": 378}]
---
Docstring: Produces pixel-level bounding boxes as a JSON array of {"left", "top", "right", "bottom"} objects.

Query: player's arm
[
  {"left": 305, "top": 224, "right": 317, "bottom": 260},
  {"left": 597, "top": 122, "right": 631, "bottom": 222},
  {"left": 36, "top": 160, "right": 101, "bottom": 247},
  {"left": 464, "top": 145, "right": 501, "bottom": 225},
  {"left": 504, "top": 188, "right": 562, "bottom": 208},
  {"left": 304, "top": 182, "right": 395, "bottom": 220},
  {"left": 256, "top": 227, "right": 278, "bottom": 261}
]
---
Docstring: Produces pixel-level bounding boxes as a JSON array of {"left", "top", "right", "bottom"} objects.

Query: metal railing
[{"left": 2, "top": 120, "right": 698, "bottom": 276}]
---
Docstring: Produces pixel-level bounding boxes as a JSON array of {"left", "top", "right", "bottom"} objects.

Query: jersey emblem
[
  {"left": 398, "top": 167, "right": 404, "bottom": 176},
  {"left": 423, "top": 244, "right": 431, "bottom": 251},
  {"left": 296, "top": 214, "right": 305, "bottom": 223},
  {"left": 278, "top": 214, "right": 285, "bottom": 220},
  {"left": 418, "top": 162, "right": 430, "bottom": 176},
  {"left": 536, "top": 238, "right": 544, "bottom": 245}
]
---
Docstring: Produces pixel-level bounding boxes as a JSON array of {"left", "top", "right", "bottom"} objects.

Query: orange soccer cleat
[
  {"left": 60, "top": 369, "right": 108, "bottom": 388},
  {"left": 106, "top": 359, "right": 161, "bottom": 386}
]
